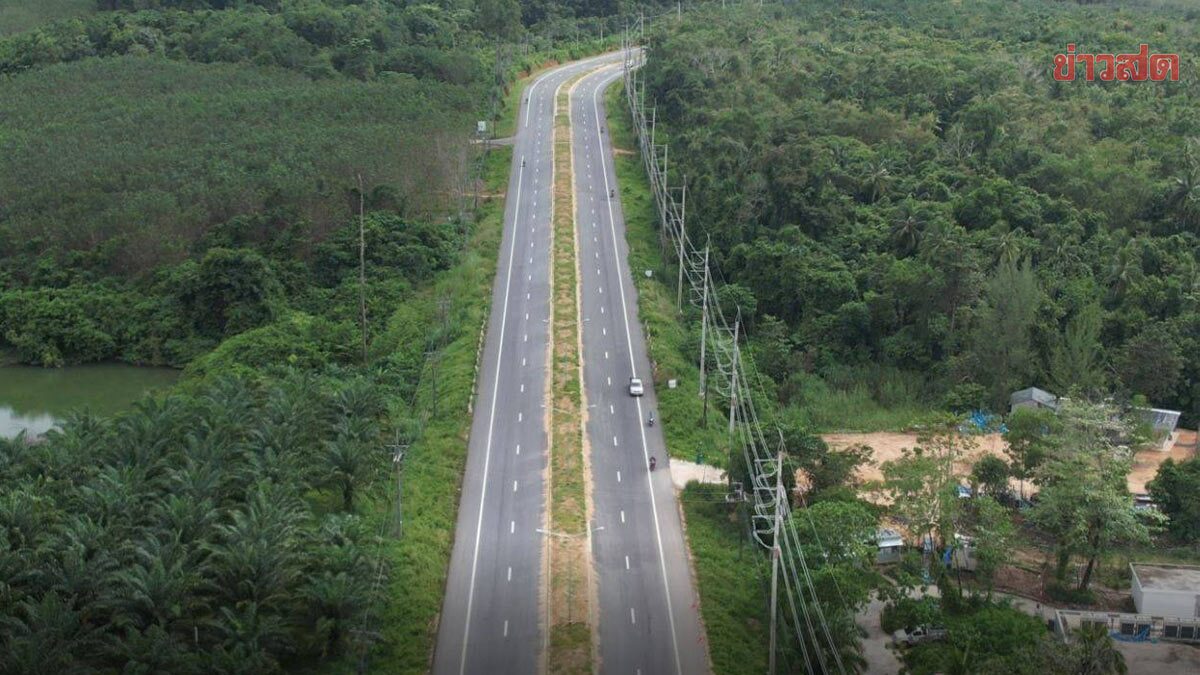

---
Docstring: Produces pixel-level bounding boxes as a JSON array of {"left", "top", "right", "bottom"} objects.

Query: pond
[{"left": 0, "top": 364, "right": 180, "bottom": 439}]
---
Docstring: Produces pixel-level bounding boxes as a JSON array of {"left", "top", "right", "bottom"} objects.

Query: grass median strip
[{"left": 546, "top": 72, "right": 593, "bottom": 674}]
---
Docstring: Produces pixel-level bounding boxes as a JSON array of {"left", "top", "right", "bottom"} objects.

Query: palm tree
[
  {"left": 332, "top": 378, "right": 385, "bottom": 423},
  {"left": 890, "top": 199, "right": 926, "bottom": 256},
  {"left": 0, "top": 592, "right": 101, "bottom": 675},
  {"left": 992, "top": 227, "right": 1026, "bottom": 266},
  {"left": 102, "top": 536, "right": 212, "bottom": 635},
  {"left": 205, "top": 602, "right": 292, "bottom": 674},
  {"left": 1166, "top": 139, "right": 1200, "bottom": 228},
  {"left": 301, "top": 571, "right": 370, "bottom": 657},
  {"left": 43, "top": 515, "right": 119, "bottom": 615},
  {"left": 104, "top": 624, "right": 204, "bottom": 675},
  {"left": 863, "top": 157, "right": 894, "bottom": 203},
  {"left": 320, "top": 436, "right": 377, "bottom": 511},
  {"left": 1070, "top": 623, "right": 1127, "bottom": 675},
  {"left": 205, "top": 485, "right": 305, "bottom": 612}
]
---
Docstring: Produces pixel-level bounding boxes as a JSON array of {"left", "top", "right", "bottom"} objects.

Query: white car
[{"left": 628, "top": 377, "right": 644, "bottom": 396}]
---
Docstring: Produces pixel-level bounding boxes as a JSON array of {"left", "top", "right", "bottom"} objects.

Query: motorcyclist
[
  {"left": 649, "top": 456, "right": 657, "bottom": 471},
  {"left": 648, "top": 411, "right": 655, "bottom": 426},
  {"left": 521, "top": 158, "right": 526, "bottom": 167},
  {"left": 609, "top": 188, "right": 614, "bottom": 198}
]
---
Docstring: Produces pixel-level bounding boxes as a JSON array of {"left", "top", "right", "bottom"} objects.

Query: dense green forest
[
  {"left": 0, "top": 0, "right": 645, "bottom": 670},
  {"left": 641, "top": 0, "right": 1200, "bottom": 423},
  {"left": 0, "top": 0, "right": 642, "bottom": 367}
]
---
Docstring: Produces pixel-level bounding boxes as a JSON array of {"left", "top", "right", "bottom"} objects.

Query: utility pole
[
  {"left": 699, "top": 244, "right": 710, "bottom": 427},
  {"left": 357, "top": 173, "right": 368, "bottom": 366},
  {"left": 728, "top": 309, "right": 741, "bottom": 436},
  {"left": 649, "top": 106, "right": 656, "bottom": 158},
  {"left": 662, "top": 143, "right": 669, "bottom": 189},
  {"left": 677, "top": 1, "right": 681, "bottom": 21},
  {"left": 676, "top": 177, "right": 687, "bottom": 311},
  {"left": 768, "top": 448, "right": 784, "bottom": 675}
]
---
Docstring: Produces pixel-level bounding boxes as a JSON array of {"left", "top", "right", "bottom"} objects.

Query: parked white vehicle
[{"left": 892, "top": 625, "right": 948, "bottom": 647}]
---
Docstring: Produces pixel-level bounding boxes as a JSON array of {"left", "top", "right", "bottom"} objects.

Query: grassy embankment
[
  {"left": 0, "top": 0, "right": 93, "bottom": 36},
  {"left": 315, "top": 144, "right": 513, "bottom": 675},
  {"left": 604, "top": 80, "right": 769, "bottom": 675},
  {"left": 547, "top": 73, "right": 592, "bottom": 674}
]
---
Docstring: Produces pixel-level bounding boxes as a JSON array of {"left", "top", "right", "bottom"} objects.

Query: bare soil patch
[{"left": 824, "top": 430, "right": 1196, "bottom": 495}]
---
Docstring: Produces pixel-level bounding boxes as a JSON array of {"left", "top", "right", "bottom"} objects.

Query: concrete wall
[{"left": 1137, "top": 590, "right": 1200, "bottom": 618}]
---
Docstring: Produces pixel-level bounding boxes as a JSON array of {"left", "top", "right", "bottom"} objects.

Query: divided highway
[
  {"left": 433, "top": 53, "right": 623, "bottom": 675},
  {"left": 571, "top": 66, "right": 710, "bottom": 674}
]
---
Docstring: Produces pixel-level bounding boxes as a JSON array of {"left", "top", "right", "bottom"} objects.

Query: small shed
[
  {"left": 875, "top": 528, "right": 904, "bottom": 565},
  {"left": 1131, "top": 563, "right": 1200, "bottom": 618},
  {"left": 1136, "top": 407, "right": 1181, "bottom": 451},
  {"left": 1010, "top": 387, "right": 1059, "bottom": 414}
]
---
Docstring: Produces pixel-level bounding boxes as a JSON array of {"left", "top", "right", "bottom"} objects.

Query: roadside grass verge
[
  {"left": 315, "top": 146, "right": 512, "bottom": 675},
  {"left": 603, "top": 82, "right": 728, "bottom": 468},
  {"left": 548, "top": 74, "right": 591, "bottom": 675},
  {"left": 680, "top": 483, "right": 771, "bottom": 675}
]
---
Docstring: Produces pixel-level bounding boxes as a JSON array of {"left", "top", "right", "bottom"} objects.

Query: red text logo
[{"left": 1053, "top": 44, "right": 1179, "bottom": 82}]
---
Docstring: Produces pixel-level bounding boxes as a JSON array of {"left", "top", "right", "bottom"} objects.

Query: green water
[{"left": 0, "top": 364, "right": 180, "bottom": 439}]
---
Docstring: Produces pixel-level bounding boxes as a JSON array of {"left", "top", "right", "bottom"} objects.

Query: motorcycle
[
  {"left": 649, "top": 456, "right": 657, "bottom": 472},
  {"left": 647, "top": 412, "right": 655, "bottom": 427}
]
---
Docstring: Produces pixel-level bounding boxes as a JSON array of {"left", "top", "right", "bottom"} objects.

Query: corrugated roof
[{"left": 1010, "top": 387, "right": 1058, "bottom": 406}]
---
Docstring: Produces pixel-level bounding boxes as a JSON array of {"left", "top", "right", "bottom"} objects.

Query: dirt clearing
[{"left": 824, "top": 430, "right": 1197, "bottom": 494}]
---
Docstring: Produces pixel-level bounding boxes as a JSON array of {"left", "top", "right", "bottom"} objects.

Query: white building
[{"left": 1131, "top": 563, "right": 1200, "bottom": 618}]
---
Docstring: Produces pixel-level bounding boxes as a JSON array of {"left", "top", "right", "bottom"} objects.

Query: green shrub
[
  {"left": 881, "top": 596, "right": 943, "bottom": 634},
  {"left": 1045, "top": 581, "right": 1096, "bottom": 606},
  {"left": 185, "top": 311, "right": 358, "bottom": 379},
  {"left": 0, "top": 285, "right": 126, "bottom": 365}
]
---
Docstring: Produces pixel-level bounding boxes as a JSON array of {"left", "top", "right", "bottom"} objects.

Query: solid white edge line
[
  {"left": 589, "top": 66, "right": 684, "bottom": 675},
  {"left": 458, "top": 142, "right": 525, "bottom": 674}
]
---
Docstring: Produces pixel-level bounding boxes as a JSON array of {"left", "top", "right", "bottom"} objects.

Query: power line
[{"left": 621, "top": 19, "right": 851, "bottom": 672}]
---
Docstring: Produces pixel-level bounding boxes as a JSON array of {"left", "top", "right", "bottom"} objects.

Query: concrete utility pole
[
  {"left": 768, "top": 449, "right": 784, "bottom": 675},
  {"left": 728, "top": 310, "right": 741, "bottom": 436},
  {"left": 649, "top": 106, "right": 656, "bottom": 152},
  {"left": 699, "top": 244, "right": 710, "bottom": 427},
  {"left": 677, "top": 177, "right": 687, "bottom": 311}
]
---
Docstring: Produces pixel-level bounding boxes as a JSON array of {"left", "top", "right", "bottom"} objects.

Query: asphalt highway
[
  {"left": 432, "top": 52, "right": 625, "bottom": 675},
  {"left": 571, "top": 65, "right": 710, "bottom": 675}
]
